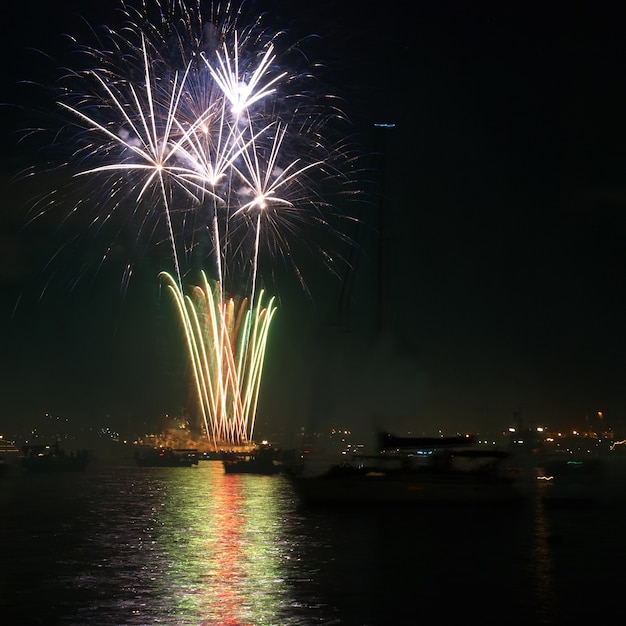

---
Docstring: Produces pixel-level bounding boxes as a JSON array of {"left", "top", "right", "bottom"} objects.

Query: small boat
[
  {"left": 287, "top": 432, "right": 525, "bottom": 506},
  {"left": 0, "top": 439, "right": 21, "bottom": 475},
  {"left": 21, "top": 443, "right": 91, "bottom": 473},
  {"left": 539, "top": 454, "right": 607, "bottom": 507},
  {"left": 222, "top": 444, "right": 283, "bottom": 475},
  {"left": 135, "top": 446, "right": 199, "bottom": 467}
]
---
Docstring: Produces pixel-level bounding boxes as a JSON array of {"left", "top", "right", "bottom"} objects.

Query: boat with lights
[
  {"left": 222, "top": 443, "right": 283, "bottom": 475},
  {"left": 135, "top": 446, "right": 199, "bottom": 467},
  {"left": 287, "top": 432, "right": 525, "bottom": 506},
  {"left": 21, "top": 443, "right": 91, "bottom": 473},
  {"left": 0, "top": 439, "right": 20, "bottom": 475},
  {"left": 538, "top": 454, "right": 607, "bottom": 507}
]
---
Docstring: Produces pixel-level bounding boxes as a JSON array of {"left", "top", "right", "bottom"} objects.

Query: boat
[
  {"left": 538, "top": 453, "right": 607, "bottom": 507},
  {"left": 222, "top": 444, "right": 283, "bottom": 475},
  {"left": 0, "top": 439, "right": 21, "bottom": 476},
  {"left": 135, "top": 446, "right": 199, "bottom": 467},
  {"left": 287, "top": 432, "right": 525, "bottom": 506},
  {"left": 21, "top": 443, "right": 91, "bottom": 473}
]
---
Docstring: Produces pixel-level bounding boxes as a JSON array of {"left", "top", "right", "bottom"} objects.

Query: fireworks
[
  {"left": 161, "top": 270, "right": 276, "bottom": 447},
  {"left": 36, "top": 0, "right": 361, "bottom": 446}
]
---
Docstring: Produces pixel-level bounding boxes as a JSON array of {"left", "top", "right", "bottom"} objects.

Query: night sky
[{"left": 1, "top": 1, "right": 626, "bottom": 442}]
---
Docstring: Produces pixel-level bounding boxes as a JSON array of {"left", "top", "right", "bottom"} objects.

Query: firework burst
[{"left": 29, "top": 0, "right": 362, "bottom": 446}]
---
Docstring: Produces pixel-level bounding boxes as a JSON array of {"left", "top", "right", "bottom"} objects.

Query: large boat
[
  {"left": 287, "top": 432, "right": 525, "bottom": 506},
  {"left": 135, "top": 446, "right": 199, "bottom": 467},
  {"left": 21, "top": 443, "right": 91, "bottom": 473},
  {"left": 222, "top": 444, "right": 283, "bottom": 475}
]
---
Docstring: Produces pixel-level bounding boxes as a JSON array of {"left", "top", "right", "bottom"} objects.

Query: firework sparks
[
  {"left": 205, "top": 31, "right": 287, "bottom": 119},
  {"left": 161, "top": 270, "right": 276, "bottom": 447},
  {"left": 33, "top": 0, "right": 361, "bottom": 447}
]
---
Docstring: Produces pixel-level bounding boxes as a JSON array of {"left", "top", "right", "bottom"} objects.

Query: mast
[{"left": 374, "top": 122, "right": 395, "bottom": 334}]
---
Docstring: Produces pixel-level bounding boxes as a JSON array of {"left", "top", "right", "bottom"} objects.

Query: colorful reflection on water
[
  {"left": 5, "top": 459, "right": 626, "bottom": 624},
  {"left": 154, "top": 462, "right": 290, "bottom": 625},
  {"left": 0, "top": 461, "right": 311, "bottom": 625}
]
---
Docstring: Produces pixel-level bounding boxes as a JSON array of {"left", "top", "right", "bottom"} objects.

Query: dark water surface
[{"left": 1, "top": 460, "right": 625, "bottom": 625}]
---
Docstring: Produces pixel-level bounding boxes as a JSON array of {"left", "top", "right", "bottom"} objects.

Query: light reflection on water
[
  {"left": 99, "top": 462, "right": 310, "bottom": 625},
  {"left": 2, "top": 461, "right": 626, "bottom": 625},
  {"left": 1, "top": 462, "right": 328, "bottom": 625},
  {"left": 154, "top": 462, "right": 293, "bottom": 625}
]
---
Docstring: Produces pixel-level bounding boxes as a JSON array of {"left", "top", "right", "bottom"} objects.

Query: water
[{"left": 1, "top": 460, "right": 625, "bottom": 625}]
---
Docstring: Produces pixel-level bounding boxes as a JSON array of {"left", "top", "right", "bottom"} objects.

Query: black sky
[{"left": 2, "top": 1, "right": 626, "bottom": 441}]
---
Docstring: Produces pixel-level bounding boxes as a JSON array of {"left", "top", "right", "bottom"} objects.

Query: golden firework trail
[{"left": 161, "top": 270, "right": 276, "bottom": 447}]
